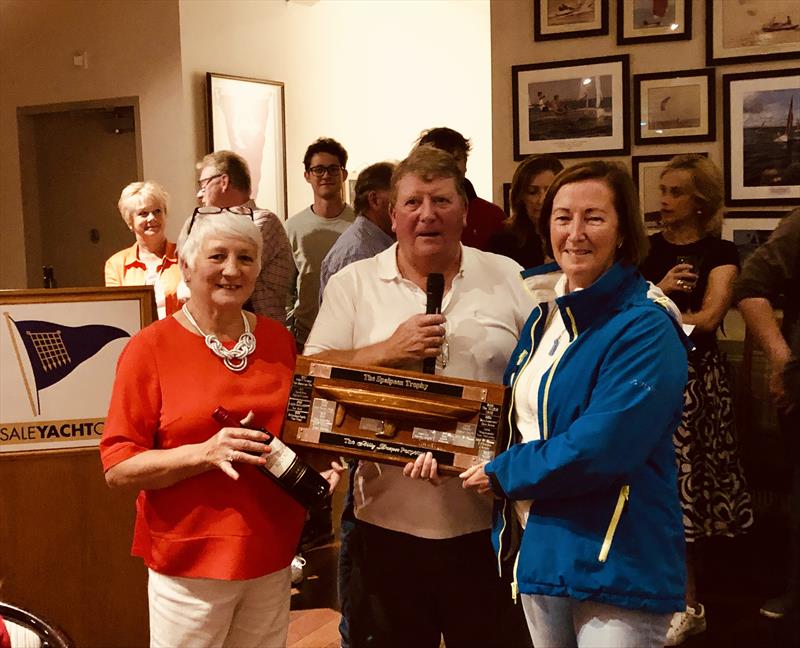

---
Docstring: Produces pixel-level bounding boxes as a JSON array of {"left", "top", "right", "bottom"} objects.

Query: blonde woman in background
[
  {"left": 105, "top": 181, "right": 182, "bottom": 319},
  {"left": 640, "top": 154, "right": 754, "bottom": 645}
]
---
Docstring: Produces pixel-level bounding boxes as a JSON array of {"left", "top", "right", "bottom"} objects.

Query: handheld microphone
[{"left": 423, "top": 273, "right": 445, "bottom": 374}]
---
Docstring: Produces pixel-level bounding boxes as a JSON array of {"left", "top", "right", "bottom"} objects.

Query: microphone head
[{"left": 426, "top": 272, "right": 444, "bottom": 295}]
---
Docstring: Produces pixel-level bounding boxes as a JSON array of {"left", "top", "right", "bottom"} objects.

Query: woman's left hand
[
  {"left": 320, "top": 461, "right": 345, "bottom": 495},
  {"left": 459, "top": 462, "right": 493, "bottom": 494}
]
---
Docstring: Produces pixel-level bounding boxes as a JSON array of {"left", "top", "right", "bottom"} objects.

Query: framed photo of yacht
[
  {"left": 706, "top": 0, "right": 800, "bottom": 66},
  {"left": 533, "top": 0, "right": 608, "bottom": 41},
  {"left": 634, "top": 69, "right": 714, "bottom": 145},
  {"left": 618, "top": 0, "right": 691, "bottom": 45},
  {"left": 512, "top": 55, "right": 629, "bottom": 160},
  {"left": 723, "top": 69, "right": 800, "bottom": 206}
]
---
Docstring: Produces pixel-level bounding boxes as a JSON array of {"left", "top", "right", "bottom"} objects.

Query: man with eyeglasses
[
  {"left": 196, "top": 151, "right": 294, "bottom": 324},
  {"left": 285, "top": 137, "right": 355, "bottom": 350},
  {"left": 417, "top": 127, "right": 506, "bottom": 253}
]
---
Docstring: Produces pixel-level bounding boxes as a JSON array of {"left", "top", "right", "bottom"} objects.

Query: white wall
[
  {"left": 179, "top": 0, "right": 493, "bottom": 220},
  {"left": 1, "top": 0, "right": 191, "bottom": 288}
]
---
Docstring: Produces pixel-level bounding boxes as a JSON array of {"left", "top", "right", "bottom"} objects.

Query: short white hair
[{"left": 177, "top": 210, "right": 262, "bottom": 273}]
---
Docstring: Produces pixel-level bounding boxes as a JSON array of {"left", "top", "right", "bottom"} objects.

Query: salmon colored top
[{"left": 100, "top": 315, "right": 305, "bottom": 580}]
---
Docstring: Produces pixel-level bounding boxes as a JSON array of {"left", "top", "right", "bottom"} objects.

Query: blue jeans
[{"left": 521, "top": 594, "right": 671, "bottom": 648}]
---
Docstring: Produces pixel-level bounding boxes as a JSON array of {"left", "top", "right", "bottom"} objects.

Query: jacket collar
[
  {"left": 122, "top": 241, "right": 178, "bottom": 272},
  {"left": 555, "top": 263, "right": 640, "bottom": 333}
]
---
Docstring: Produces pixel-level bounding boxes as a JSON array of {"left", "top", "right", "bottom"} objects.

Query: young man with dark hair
[
  {"left": 286, "top": 137, "right": 355, "bottom": 348},
  {"left": 417, "top": 127, "right": 506, "bottom": 251}
]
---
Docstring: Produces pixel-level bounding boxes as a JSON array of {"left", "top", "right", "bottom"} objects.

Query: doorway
[{"left": 17, "top": 98, "right": 142, "bottom": 288}]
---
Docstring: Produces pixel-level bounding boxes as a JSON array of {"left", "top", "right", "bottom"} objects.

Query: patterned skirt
[{"left": 676, "top": 347, "right": 754, "bottom": 542}]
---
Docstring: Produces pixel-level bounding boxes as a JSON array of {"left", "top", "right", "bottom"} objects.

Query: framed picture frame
[
  {"left": 634, "top": 69, "right": 714, "bottom": 145},
  {"left": 723, "top": 69, "right": 800, "bottom": 206},
  {"left": 706, "top": 0, "right": 800, "bottom": 66},
  {"left": 512, "top": 54, "right": 629, "bottom": 160},
  {"left": 0, "top": 286, "right": 155, "bottom": 454},
  {"left": 632, "top": 153, "right": 708, "bottom": 233},
  {"left": 533, "top": 0, "right": 608, "bottom": 41},
  {"left": 206, "top": 72, "right": 288, "bottom": 219},
  {"left": 722, "top": 212, "right": 788, "bottom": 263},
  {"left": 617, "top": 0, "right": 691, "bottom": 45}
]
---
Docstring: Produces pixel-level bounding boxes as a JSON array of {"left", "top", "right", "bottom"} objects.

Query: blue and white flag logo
[{"left": 4, "top": 313, "right": 129, "bottom": 415}]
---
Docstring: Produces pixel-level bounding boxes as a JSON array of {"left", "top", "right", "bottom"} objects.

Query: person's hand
[
  {"left": 203, "top": 410, "right": 271, "bottom": 480},
  {"left": 384, "top": 314, "right": 446, "bottom": 365},
  {"left": 459, "top": 462, "right": 493, "bottom": 494},
  {"left": 658, "top": 264, "right": 699, "bottom": 295},
  {"left": 768, "top": 358, "right": 789, "bottom": 410},
  {"left": 321, "top": 461, "right": 345, "bottom": 495},
  {"left": 403, "top": 452, "right": 441, "bottom": 485}
]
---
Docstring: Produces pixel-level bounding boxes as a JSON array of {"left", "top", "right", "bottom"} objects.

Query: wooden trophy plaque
[{"left": 282, "top": 357, "right": 510, "bottom": 474}]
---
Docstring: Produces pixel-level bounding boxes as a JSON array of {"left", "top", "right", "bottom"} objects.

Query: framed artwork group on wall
[
  {"left": 723, "top": 68, "right": 800, "bottom": 206},
  {"left": 512, "top": 54, "right": 630, "bottom": 160},
  {"left": 617, "top": 0, "right": 692, "bottom": 45},
  {"left": 533, "top": 0, "right": 608, "bottom": 41},
  {"left": 634, "top": 68, "right": 715, "bottom": 145},
  {"left": 706, "top": 0, "right": 800, "bottom": 66},
  {"left": 206, "top": 72, "right": 288, "bottom": 219}
]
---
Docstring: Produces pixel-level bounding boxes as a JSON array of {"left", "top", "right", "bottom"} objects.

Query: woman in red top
[{"left": 101, "top": 208, "right": 341, "bottom": 647}]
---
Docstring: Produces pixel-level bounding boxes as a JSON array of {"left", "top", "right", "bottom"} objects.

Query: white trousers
[{"left": 148, "top": 567, "right": 291, "bottom": 648}]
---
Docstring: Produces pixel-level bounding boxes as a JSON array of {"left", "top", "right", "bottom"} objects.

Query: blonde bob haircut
[
  {"left": 177, "top": 210, "right": 262, "bottom": 276},
  {"left": 660, "top": 154, "right": 724, "bottom": 235},
  {"left": 117, "top": 181, "right": 169, "bottom": 227}
]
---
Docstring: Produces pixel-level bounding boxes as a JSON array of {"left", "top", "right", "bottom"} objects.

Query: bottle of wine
[{"left": 212, "top": 406, "right": 329, "bottom": 510}]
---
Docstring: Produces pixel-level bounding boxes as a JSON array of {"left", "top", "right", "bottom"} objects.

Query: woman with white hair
[
  {"left": 104, "top": 181, "right": 182, "bottom": 319},
  {"left": 100, "top": 208, "right": 342, "bottom": 647}
]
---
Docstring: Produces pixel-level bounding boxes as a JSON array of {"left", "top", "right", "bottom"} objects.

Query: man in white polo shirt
[{"left": 305, "top": 146, "right": 532, "bottom": 648}]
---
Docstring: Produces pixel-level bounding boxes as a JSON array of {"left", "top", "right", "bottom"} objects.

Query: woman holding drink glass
[{"left": 640, "top": 154, "right": 753, "bottom": 645}]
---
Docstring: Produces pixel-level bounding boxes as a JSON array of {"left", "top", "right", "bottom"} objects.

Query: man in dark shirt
[
  {"left": 416, "top": 127, "right": 505, "bottom": 251},
  {"left": 734, "top": 208, "right": 799, "bottom": 634}
]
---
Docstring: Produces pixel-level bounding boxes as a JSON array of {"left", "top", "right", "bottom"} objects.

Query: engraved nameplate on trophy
[{"left": 283, "top": 356, "right": 510, "bottom": 474}]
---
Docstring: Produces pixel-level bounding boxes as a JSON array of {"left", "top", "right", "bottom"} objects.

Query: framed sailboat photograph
[
  {"left": 618, "top": 0, "right": 691, "bottom": 45},
  {"left": 723, "top": 69, "right": 800, "bottom": 206},
  {"left": 634, "top": 69, "right": 714, "bottom": 145},
  {"left": 512, "top": 55, "right": 629, "bottom": 159},
  {"left": 706, "top": 0, "right": 800, "bottom": 65},
  {"left": 533, "top": 0, "right": 608, "bottom": 41}
]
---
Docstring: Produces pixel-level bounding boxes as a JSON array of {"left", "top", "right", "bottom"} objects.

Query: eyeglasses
[
  {"left": 187, "top": 206, "right": 254, "bottom": 234},
  {"left": 197, "top": 174, "right": 223, "bottom": 191},
  {"left": 308, "top": 164, "right": 343, "bottom": 177}
]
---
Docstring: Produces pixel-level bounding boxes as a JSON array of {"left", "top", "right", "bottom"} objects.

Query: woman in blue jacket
[{"left": 461, "top": 161, "right": 691, "bottom": 647}]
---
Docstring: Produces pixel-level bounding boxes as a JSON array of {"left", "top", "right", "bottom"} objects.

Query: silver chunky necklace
[{"left": 181, "top": 304, "right": 256, "bottom": 372}]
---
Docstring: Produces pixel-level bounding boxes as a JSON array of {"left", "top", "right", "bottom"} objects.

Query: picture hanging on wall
[
  {"left": 632, "top": 153, "right": 708, "bottom": 234},
  {"left": 706, "top": 0, "right": 800, "bottom": 66},
  {"left": 512, "top": 55, "right": 629, "bottom": 160},
  {"left": 206, "top": 73, "right": 288, "bottom": 219},
  {"left": 721, "top": 212, "right": 788, "bottom": 264},
  {"left": 617, "top": 0, "right": 691, "bottom": 45},
  {"left": 533, "top": 0, "right": 608, "bottom": 41},
  {"left": 723, "top": 69, "right": 800, "bottom": 206},
  {"left": 634, "top": 68, "right": 714, "bottom": 145}
]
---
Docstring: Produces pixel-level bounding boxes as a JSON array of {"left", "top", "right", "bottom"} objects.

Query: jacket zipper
[
  {"left": 496, "top": 307, "right": 542, "bottom": 579},
  {"left": 598, "top": 484, "right": 630, "bottom": 562}
]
